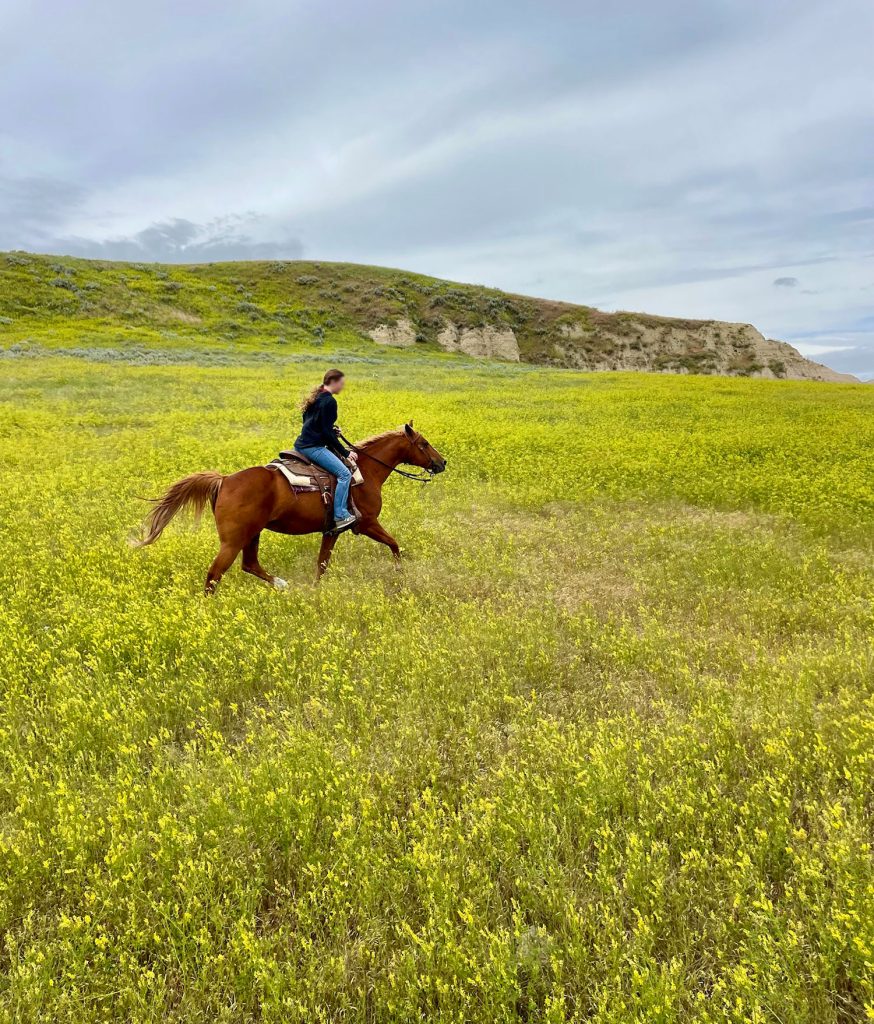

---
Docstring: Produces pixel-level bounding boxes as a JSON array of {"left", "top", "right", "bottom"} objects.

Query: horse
[{"left": 134, "top": 423, "right": 446, "bottom": 593}]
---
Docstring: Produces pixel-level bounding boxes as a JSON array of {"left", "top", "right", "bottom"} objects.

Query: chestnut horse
[{"left": 135, "top": 423, "right": 446, "bottom": 593}]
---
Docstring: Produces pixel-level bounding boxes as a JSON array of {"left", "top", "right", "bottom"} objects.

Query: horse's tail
[{"left": 132, "top": 471, "right": 224, "bottom": 547}]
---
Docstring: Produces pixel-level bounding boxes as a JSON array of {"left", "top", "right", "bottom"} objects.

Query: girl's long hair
[{"left": 300, "top": 368, "right": 344, "bottom": 412}]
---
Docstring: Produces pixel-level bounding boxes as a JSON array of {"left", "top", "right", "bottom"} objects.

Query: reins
[{"left": 336, "top": 430, "right": 434, "bottom": 483}]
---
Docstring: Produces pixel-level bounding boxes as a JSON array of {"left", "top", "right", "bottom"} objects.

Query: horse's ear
[{"left": 404, "top": 422, "right": 414, "bottom": 438}]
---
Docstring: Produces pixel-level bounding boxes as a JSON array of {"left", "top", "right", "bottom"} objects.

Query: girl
[{"left": 295, "top": 368, "right": 358, "bottom": 531}]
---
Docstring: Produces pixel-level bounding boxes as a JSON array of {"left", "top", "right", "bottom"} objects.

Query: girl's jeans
[{"left": 298, "top": 446, "right": 352, "bottom": 519}]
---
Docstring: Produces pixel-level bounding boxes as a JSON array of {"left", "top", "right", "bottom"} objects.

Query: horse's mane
[{"left": 355, "top": 427, "right": 406, "bottom": 448}]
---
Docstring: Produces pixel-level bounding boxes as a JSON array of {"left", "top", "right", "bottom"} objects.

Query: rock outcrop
[
  {"left": 368, "top": 318, "right": 417, "bottom": 347},
  {"left": 436, "top": 322, "right": 520, "bottom": 361},
  {"left": 551, "top": 318, "right": 857, "bottom": 382},
  {"left": 366, "top": 310, "right": 853, "bottom": 380},
  {"left": 368, "top": 318, "right": 521, "bottom": 361}
]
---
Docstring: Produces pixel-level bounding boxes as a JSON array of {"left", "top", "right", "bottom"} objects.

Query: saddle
[{"left": 265, "top": 450, "right": 364, "bottom": 533}]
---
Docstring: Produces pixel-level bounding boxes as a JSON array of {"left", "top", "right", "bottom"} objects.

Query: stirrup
[{"left": 328, "top": 514, "right": 358, "bottom": 536}]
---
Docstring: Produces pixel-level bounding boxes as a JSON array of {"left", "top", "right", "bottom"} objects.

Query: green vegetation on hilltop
[{"left": 0, "top": 250, "right": 557, "bottom": 354}]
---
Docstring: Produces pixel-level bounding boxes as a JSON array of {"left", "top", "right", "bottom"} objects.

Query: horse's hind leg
[
  {"left": 242, "top": 533, "right": 287, "bottom": 590},
  {"left": 206, "top": 513, "right": 256, "bottom": 596},
  {"left": 205, "top": 468, "right": 277, "bottom": 595},
  {"left": 205, "top": 541, "right": 243, "bottom": 595}
]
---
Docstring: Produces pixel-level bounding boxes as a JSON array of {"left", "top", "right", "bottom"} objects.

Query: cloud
[
  {"left": 793, "top": 343, "right": 854, "bottom": 356},
  {"left": 787, "top": 319, "right": 874, "bottom": 379},
  {"left": 0, "top": 175, "right": 87, "bottom": 241},
  {"left": 54, "top": 216, "right": 303, "bottom": 263},
  {"left": 773, "top": 277, "right": 799, "bottom": 288}
]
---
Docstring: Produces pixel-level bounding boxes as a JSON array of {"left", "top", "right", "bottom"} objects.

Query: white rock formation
[
  {"left": 554, "top": 319, "right": 857, "bottom": 382},
  {"left": 437, "top": 321, "right": 520, "bottom": 361},
  {"left": 368, "top": 318, "right": 417, "bottom": 347}
]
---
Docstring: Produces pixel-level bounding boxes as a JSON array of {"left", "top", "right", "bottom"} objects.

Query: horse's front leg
[{"left": 358, "top": 519, "right": 401, "bottom": 562}]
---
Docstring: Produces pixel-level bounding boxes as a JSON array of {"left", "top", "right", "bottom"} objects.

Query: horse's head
[{"left": 402, "top": 421, "right": 446, "bottom": 475}]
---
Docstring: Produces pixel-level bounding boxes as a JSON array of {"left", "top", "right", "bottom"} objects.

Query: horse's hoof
[{"left": 272, "top": 576, "right": 289, "bottom": 591}]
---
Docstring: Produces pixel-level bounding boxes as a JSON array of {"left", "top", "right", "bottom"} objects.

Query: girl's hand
[{"left": 347, "top": 452, "right": 359, "bottom": 463}]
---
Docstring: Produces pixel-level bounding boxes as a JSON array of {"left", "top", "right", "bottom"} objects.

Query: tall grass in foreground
[{"left": 0, "top": 353, "right": 872, "bottom": 1022}]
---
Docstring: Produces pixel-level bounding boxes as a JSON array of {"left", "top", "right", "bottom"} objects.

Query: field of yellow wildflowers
[{"left": 1, "top": 327, "right": 873, "bottom": 1020}]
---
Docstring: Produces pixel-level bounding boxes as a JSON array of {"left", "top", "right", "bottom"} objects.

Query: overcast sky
[{"left": 2, "top": 0, "right": 872, "bottom": 376}]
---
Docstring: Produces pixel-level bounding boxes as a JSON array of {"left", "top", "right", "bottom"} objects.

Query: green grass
[{"left": 0, "top": 275, "right": 873, "bottom": 1022}]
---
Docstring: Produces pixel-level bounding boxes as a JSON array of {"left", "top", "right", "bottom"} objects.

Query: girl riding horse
[{"left": 133, "top": 376, "right": 447, "bottom": 592}]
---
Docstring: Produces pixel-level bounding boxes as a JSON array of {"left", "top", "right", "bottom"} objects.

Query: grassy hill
[
  {"left": 0, "top": 251, "right": 854, "bottom": 381},
  {"left": 1, "top": 255, "right": 873, "bottom": 1021}
]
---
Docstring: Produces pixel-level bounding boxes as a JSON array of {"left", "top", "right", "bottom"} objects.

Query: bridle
[{"left": 336, "top": 430, "right": 437, "bottom": 483}]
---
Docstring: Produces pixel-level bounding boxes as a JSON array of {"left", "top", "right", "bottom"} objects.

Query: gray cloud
[
  {"left": 788, "top": 317, "right": 874, "bottom": 380},
  {"left": 774, "top": 277, "right": 799, "bottom": 288},
  {"left": 1, "top": 0, "right": 872, "bottom": 373},
  {"left": 0, "top": 176, "right": 87, "bottom": 239},
  {"left": 54, "top": 216, "right": 303, "bottom": 263}
]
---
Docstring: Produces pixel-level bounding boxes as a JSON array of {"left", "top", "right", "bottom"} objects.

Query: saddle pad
[
  {"left": 272, "top": 462, "right": 316, "bottom": 489},
  {"left": 267, "top": 458, "right": 364, "bottom": 491}
]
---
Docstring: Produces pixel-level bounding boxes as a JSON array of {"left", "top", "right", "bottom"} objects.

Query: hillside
[{"left": 0, "top": 251, "right": 855, "bottom": 381}]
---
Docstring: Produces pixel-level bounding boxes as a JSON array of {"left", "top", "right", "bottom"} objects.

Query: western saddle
[{"left": 266, "top": 450, "right": 363, "bottom": 533}]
